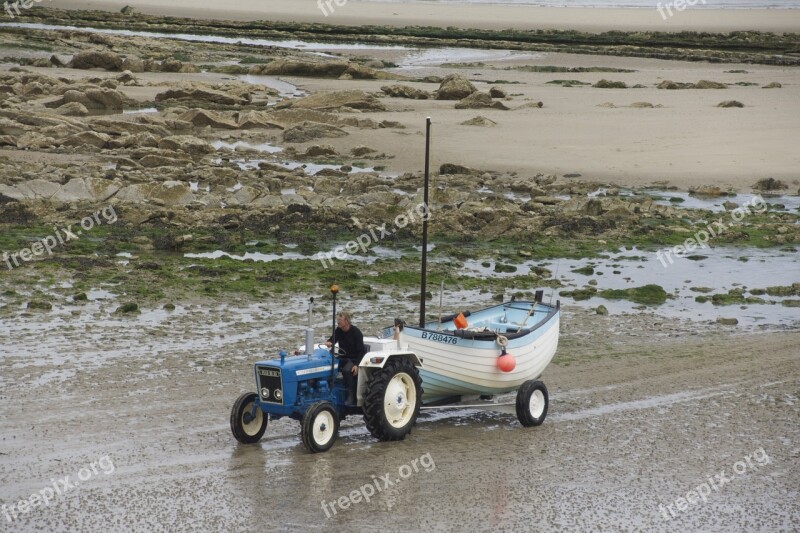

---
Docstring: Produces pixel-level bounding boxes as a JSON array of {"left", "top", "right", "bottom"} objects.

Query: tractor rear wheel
[
  {"left": 230, "top": 392, "right": 268, "bottom": 444},
  {"left": 363, "top": 358, "right": 422, "bottom": 441}
]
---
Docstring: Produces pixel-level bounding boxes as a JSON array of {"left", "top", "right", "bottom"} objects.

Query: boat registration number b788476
[{"left": 421, "top": 331, "right": 458, "bottom": 345}]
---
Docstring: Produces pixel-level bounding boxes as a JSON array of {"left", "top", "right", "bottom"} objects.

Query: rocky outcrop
[
  {"left": 455, "top": 92, "right": 509, "bottom": 110},
  {"left": 304, "top": 145, "right": 337, "bottom": 156},
  {"left": 351, "top": 145, "right": 377, "bottom": 156},
  {"left": 155, "top": 85, "right": 250, "bottom": 106},
  {"left": 59, "top": 131, "right": 111, "bottom": 149},
  {"left": 69, "top": 51, "right": 124, "bottom": 71},
  {"left": 158, "top": 136, "right": 214, "bottom": 158},
  {"left": 461, "top": 116, "right": 497, "bottom": 127},
  {"left": 752, "top": 178, "right": 787, "bottom": 191},
  {"left": 287, "top": 90, "right": 386, "bottom": 112},
  {"left": 177, "top": 109, "right": 238, "bottom": 130},
  {"left": 45, "top": 88, "right": 126, "bottom": 111},
  {"left": 435, "top": 75, "right": 477, "bottom": 100},
  {"left": 268, "top": 109, "right": 344, "bottom": 128},
  {"left": 593, "top": 79, "right": 628, "bottom": 89},
  {"left": 381, "top": 85, "right": 430, "bottom": 99},
  {"left": 439, "top": 163, "right": 479, "bottom": 175},
  {"left": 658, "top": 80, "right": 727, "bottom": 90},
  {"left": 249, "top": 60, "right": 398, "bottom": 80},
  {"left": 90, "top": 118, "right": 171, "bottom": 137},
  {"left": 695, "top": 80, "right": 727, "bottom": 89},
  {"left": 0, "top": 177, "right": 121, "bottom": 203},
  {"left": 235, "top": 111, "right": 283, "bottom": 130},
  {"left": 282, "top": 122, "right": 348, "bottom": 143},
  {"left": 54, "top": 102, "right": 89, "bottom": 117}
]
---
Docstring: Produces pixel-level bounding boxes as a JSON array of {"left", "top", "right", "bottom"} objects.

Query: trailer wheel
[
  {"left": 302, "top": 402, "right": 339, "bottom": 453},
  {"left": 363, "top": 358, "right": 423, "bottom": 441},
  {"left": 231, "top": 392, "right": 268, "bottom": 444},
  {"left": 516, "top": 380, "right": 549, "bottom": 427}
]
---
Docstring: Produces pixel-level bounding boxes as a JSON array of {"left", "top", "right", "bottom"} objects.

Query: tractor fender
[
  {"left": 359, "top": 351, "right": 423, "bottom": 370},
  {"left": 356, "top": 352, "right": 423, "bottom": 406}
]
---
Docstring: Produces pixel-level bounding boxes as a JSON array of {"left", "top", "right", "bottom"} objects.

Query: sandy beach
[
  {"left": 3, "top": 35, "right": 799, "bottom": 190},
  {"left": 54, "top": 0, "right": 800, "bottom": 33},
  {"left": 291, "top": 55, "right": 800, "bottom": 190}
]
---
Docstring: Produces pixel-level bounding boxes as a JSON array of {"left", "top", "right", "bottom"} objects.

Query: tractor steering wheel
[{"left": 320, "top": 343, "right": 348, "bottom": 359}]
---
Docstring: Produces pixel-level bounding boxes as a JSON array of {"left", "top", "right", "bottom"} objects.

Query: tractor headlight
[
  {"left": 274, "top": 389, "right": 283, "bottom": 400},
  {"left": 261, "top": 387, "right": 270, "bottom": 399}
]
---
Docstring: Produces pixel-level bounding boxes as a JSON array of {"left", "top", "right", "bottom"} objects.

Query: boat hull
[{"left": 396, "top": 302, "right": 560, "bottom": 401}]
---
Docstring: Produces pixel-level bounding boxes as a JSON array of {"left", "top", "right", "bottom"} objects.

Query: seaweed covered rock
[
  {"left": 381, "top": 85, "right": 430, "bottom": 99},
  {"left": 69, "top": 51, "right": 124, "bottom": 71}
]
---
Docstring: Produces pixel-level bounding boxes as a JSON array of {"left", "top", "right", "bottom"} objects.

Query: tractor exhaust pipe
[
  {"left": 305, "top": 296, "right": 315, "bottom": 357},
  {"left": 329, "top": 285, "right": 339, "bottom": 386}
]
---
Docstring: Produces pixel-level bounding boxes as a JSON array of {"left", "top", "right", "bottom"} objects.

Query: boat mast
[{"left": 419, "top": 117, "right": 431, "bottom": 327}]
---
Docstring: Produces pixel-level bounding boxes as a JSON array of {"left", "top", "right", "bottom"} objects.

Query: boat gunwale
[{"left": 402, "top": 300, "right": 561, "bottom": 342}]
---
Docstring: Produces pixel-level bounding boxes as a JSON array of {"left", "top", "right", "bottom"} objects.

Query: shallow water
[
  {"left": 553, "top": 246, "right": 800, "bottom": 327},
  {"left": 210, "top": 140, "right": 283, "bottom": 154},
  {"left": 185, "top": 245, "right": 403, "bottom": 265},
  {"left": 0, "top": 23, "right": 409, "bottom": 51},
  {"left": 234, "top": 74, "right": 305, "bottom": 98},
  {"left": 121, "top": 107, "right": 158, "bottom": 115},
  {"left": 588, "top": 188, "right": 800, "bottom": 213},
  {"left": 211, "top": 153, "right": 378, "bottom": 175},
  {"left": 465, "top": 246, "right": 799, "bottom": 327},
  {"left": 183, "top": 243, "right": 799, "bottom": 328},
  {"left": 397, "top": 48, "right": 542, "bottom": 69}
]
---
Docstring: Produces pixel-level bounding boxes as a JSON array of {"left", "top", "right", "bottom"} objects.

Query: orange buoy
[{"left": 497, "top": 353, "right": 516, "bottom": 372}]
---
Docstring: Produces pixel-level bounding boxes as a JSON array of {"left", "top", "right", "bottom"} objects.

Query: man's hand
[
  {"left": 325, "top": 341, "right": 332, "bottom": 348},
  {"left": 351, "top": 365, "right": 358, "bottom": 376}
]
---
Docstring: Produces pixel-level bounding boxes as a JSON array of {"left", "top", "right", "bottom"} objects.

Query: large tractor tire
[{"left": 363, "top": 357, "right": 423, "bottom": 441}]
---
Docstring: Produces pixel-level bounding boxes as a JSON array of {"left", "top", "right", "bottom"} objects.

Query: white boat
[{"left": 382, "top": 296, "right": 560, "bottom": 403}]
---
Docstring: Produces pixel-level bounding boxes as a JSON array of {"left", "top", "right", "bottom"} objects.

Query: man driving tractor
[{"left": 325, "top": 310, "right": 366, "bottom": 406}]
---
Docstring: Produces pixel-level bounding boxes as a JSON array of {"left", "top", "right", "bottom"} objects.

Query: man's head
[{"left": 336, "top": 310, "right": 353, "bottom": 332}]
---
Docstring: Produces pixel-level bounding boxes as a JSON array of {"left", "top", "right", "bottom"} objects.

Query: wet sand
[
  {"left": 0, "top": 301, "right": 797, "bottom": 531},
  {"left": 55, "top": 0, "right": 800, "bottom": 33}
]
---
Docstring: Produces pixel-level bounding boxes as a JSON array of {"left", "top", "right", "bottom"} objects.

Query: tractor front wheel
[
  {"left": 230, "top": 392, "right": 268, "bottom": 444},
  {"left": 363, "top": 358, "right": 423, "bottom": 441},
  {"left": 301, "top": 402, "right": 340, "bottom": 453}
]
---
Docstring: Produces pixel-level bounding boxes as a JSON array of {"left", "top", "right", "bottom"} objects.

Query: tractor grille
[{"left": 257, "top": 366, "right": 284, "bottom": 405}]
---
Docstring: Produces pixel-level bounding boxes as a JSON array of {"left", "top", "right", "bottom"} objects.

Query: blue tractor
[{"left": 230, "top": 285, "right": 424, "bottom": 453}]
